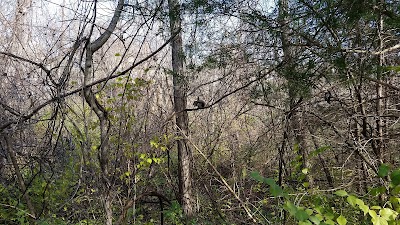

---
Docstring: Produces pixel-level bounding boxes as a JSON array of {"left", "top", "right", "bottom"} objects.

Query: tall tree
[
  {"left": 278, "top": 0, "right": 314, "bottom": 187},
  {"left": 168, "top": 0, "right": 194, "bottom": 217}
]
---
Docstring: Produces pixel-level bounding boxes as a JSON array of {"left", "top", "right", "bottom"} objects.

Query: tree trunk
[
  {"left": 81, "top": 1, "right": 124, "bottom": 224},
  {"left": 375, "top": 0, "right": 385, "bottom": 163},
  {"left": 278, "top": 0, "right": 314, "bottom": 187},
  {"left": 11, "top": 0, "right": 32, "bottom": 51},
  {"left": 291, "top": 107, "right": 314, "bottom": 187},
  {"left": 168, "top": 0, "right": 194, "bottom": 217},
  {"left": 3, "top": 135, "right": 36, "bottom": 219}
]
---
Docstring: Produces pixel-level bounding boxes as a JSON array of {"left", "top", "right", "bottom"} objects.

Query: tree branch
[
  {"left": 0, "top": 30, "right": 180, "bottom": 132},
  {"left": 90, "top": 0, "right": 124, "bottom": 52},
  {"left": 0, "top": 51, "right": 50, "bottom": 74}
]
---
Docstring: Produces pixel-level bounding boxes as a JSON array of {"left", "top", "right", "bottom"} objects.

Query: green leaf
[
  {"left": 324, "top": 219, "right": 335, "bottom": 225},
  {"left": 309, "top": 215, "right": 321, "bottom": 224},
  {"left": 389, "top": 197, "right": 400, "bottom": 206},
  {"left": 324, "top": 209, "right": 335, "bottom": 220},
  {"left": 378, "top": 164, "right": 390, "bottom": 177},
  {"left": 115, "top": 53, "right": 121, "bottom": 56},
  {"left": 379, "top": 208, "right": 396, "bottom": 221},
  {"left": 390, "top": 169, "right": 400, "bottom": 186},
  {"left": 391, "top": 185, "right": 400, "bottom": 195},
  {"left": 347, "top": 195, "right": 357, "bottom": 207},
  {"left": 334, "top": 190, "right": 348, "bottom": 197},
  {"left": 369, "top": 210, "right": 378, "bottom": 219},
  {"left": 250, "top": 171, "right": 264, "bottom": 182},
  {"left": 315, "top": 206, "right": 323, "bottom": 214},
  {"left": 355, "top": 198, "right": 365, "bottom": 207},
  {"left": 315, "top": 213, "right": 324, "bottom": 221},
  {"left": 124, "top": 171, "right": 131, "bottom": 177},
  {"left": 305, "top": 208, "right": 313, "bottom": 215},
  {"left": 284, "top": 201, "right": 298, "bottom": 216},
  {"left": 359, "top": 203, "right": 369, "bottom": 215},
  {"left": 370, "top": 186, "right": 387, "bottom": 196},
  {"left": 299, "top": 221, "right": 312, "bottom": 225},
  {"left": 150, "top": 139, "right": 159, "bottom": 148},
  {"left": 337, "top": 215, "right": 347, "bottom": 225},
  {"left": 263, "top": 177, "right": 277, "bottom": 187},
  {"left": 353, "top": 197, "right": 369, "bottom": 215},
  {"left": 250, "top": 171, "right": 285, "bottom": 197},
  {"left": 295, "top": 209, "right": 310, "bottom": 221},
  {"left": 371, "top": 216, "right": 388, "bottom": 225},
  {"left": 269, "top": 183, "right": 284, "bottom": 197},
  {"left": 302, "top": 168, "right": 309, "bottom": 174}
]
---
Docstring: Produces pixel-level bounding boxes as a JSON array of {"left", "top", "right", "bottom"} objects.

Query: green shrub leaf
[
  {"left": 369, "top": 210, "right": 378, "bottom": 219},
  {"left": 324, "top": 219, "right": 335, "bottom": 225},
  {"left": 334, "top": 190, "right": 348, "bottom": 197},
  {"left": 347, "top": 195, "right": 357, "bottom": 207},
  {"left": 379, "top": 208, "right": 396, "bottom": 221},
  {"left": 390, "top": 169, "right": 400, "bottom": 186},
  {"left": 284, "top": 201, "right": 298, "bottom": 216},
  {"left": 336, "top": 215, "right": 347, "bottom": 225},
  {"left": 359, "top": 203, "right": 369, "bottom": 215},
  {"left": 250, "top": 171, "right": 263, "bottom": 182},
  {"left": 309, "top": 215, "right": 322, "bottom": 224},
  {"left": 295, "top": 209, "right": 310, "bottom": 221},
  {"left": 370, "top": 186, "right": 386, "bottom": 196},
  {"left": 371, "top": 216, "right": 388, "bottom": 225},
  {"left": 378, "top": 164, "right": 390, "bottom": 177},
  {"left": 250, "top": 172, "right": 286, "bottom": 197}
]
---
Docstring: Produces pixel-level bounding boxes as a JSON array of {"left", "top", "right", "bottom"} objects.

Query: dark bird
[
  {"left": 193, "top": 97, "right": 205, "bottom": 109},
  {"left": 324, "top": 91, "right": 332, "bottom": 104}
]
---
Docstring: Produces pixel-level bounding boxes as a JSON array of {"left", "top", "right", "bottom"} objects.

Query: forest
[{"left": 0, "top": 0, "right": 400, "bottom": 224}]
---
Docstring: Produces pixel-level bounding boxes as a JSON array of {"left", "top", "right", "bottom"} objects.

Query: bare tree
[{"left": 168, "top": 0, "right": 194, "bottom": 217}]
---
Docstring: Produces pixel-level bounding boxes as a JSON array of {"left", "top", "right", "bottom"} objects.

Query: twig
[{"left": 0, "top": 203, "right": 36, "bottom": 219}]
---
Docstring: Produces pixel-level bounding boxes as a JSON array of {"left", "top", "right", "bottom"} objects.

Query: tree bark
[
  {"left": 167, "top": 0, "right": 194, "bottom": 217},
  {"left": 10, "top": 0, "right": 32, "bottom": 51},
  {"left": 375, "top": 0, "right": 385, "bottom": 163},
  {"left": 279, "top": 0, "right": 314, "bottom": 187}
]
